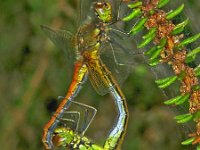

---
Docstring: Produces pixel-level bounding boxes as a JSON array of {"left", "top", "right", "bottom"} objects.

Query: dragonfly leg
[
  {"left": 42, "top": 62, "right": 88, "bottom": 149},
  {"left": 117, "top": 0, "right": 123, "bottom": 21},
  {"left": 109, "top": 42, "right": 127, "bottom": 66}
]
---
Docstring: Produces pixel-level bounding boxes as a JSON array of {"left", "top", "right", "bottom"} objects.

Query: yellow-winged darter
[{"left": 41, "top": 0, "right": 142, "bottom": 149}]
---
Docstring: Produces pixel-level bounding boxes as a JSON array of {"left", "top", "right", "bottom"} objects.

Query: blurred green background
[{"left": 0, "top": 0, "right": 199, "bottom": 150}]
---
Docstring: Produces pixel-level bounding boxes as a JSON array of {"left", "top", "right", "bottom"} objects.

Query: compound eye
[{"left": 103, "top": 2, "right": 109, "bottom": 9}]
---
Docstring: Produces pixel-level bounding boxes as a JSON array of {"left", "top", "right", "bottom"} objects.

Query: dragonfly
[
  {"left": 50, "top": 98, "right": 102, "bottom": 149},
  {"left": 41, "top": 0, "right": 141, "bottom": 149}
]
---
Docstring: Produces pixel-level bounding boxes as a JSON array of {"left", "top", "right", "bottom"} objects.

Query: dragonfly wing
[
  {"left": 58, "top": 111, "right": 80, "bottom": 131},
  {"left": 40, "top": 25, "right": 76, "bottom": 61},
  {"left": 100, "top": 29, "right": 145, "bottom": 86},
  {"left": 57, "top": 99, "right": 97, "bottom": 135},
  {"left": 77, "top": 0, "right": 94, "bottom": 26},
  {"left": 87, "top": 61, "right": 111, "bottom": 96}
]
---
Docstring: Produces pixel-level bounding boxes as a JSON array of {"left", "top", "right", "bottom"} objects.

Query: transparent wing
[
  {"left": 77, "top": 0, "right": 94, "bottom": 26},
  {"left": 100, "top": 29, "right": 145, "bottom": 86},
  {"left": 56, "top": 98, "right": 97, "bottom": 135},
  {"left": 40, "top": 25, "right": 76, "bottom": 62},
  {"left": 109, "top": 0, "right": 123, "bottom": 21},
  {"left": 87, "top": 28, "right": 145, "bottom": 95},
  {"left": 57, "top": 110, "right": 80, "bottom": 132}
]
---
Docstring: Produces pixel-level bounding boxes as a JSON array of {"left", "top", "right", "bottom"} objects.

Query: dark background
[{"left": 0, "top": 0, "right": 199, "bottom": 149}]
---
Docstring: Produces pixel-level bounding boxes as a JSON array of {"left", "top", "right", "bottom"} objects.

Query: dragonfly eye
[{"left": 52, "top": 127, "right": 74, "bottom": 147}]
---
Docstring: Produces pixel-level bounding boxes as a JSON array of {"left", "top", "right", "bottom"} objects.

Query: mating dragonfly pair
[{"left": 41, "top": 0, "right": 142, "bottom": 149}]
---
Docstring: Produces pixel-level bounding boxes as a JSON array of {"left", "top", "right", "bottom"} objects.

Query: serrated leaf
[{"left": 166, "top": 4, "right": 184, "bottom": 20}]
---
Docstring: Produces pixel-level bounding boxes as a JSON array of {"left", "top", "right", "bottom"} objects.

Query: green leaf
[
  {"left": 174, "top": 113, "right": 193, "bottom": 123},
  {"left": 179, "top": 33, "right": 200, "bottom": 47},
  {"left": 150, "top": 47, "right": 162, "bottom": 60},
  {"left": 149, "top": 59, "right": 160, "bottom": 66},
  {"left": 157, "top": 38, "right": 167, "bottom": 48},
  {"left": 172, "top": 19, "right": 189, "bottom": 35},
  {"left": 186, "top": 47, "right": 200, "bottom": 62},
  {"left": 158, "top": 0, "right": 170, "bottom": 8},
  {"left": 172, "top": 26, "right": 185, "bottom": 35},
  {"left": 185, "top": 55, "right": 196, "bottom": 63},
  {"left": 193, "top": 111, "right": 200, "bottom": 121},
  {"left": 181, "top": 137, "right": 195, "bottom": 145},
  {"left": 192, "top": 85, "right": 200, "bottom": 91},
  {"left": 164, "top": 95, "right": 184, "bottom": 105},
  {"left": 145, "top": 38, "right": 166, "bottom": 59},
  {"left": 175, "top": 94, "right": 190, "bottom": 105},
  {"left": 195, "top": 65, "right": 200, "bottom": 76},
  {"left": 145, "top": 46, "right": 157, "bottom": 55},
  {"left": 187, "top": 47, "right": 200, "bottom": 58},
  {"left": 128, "top": 2, "right": 142, "bottom": 8},
  {"left": 143, "top": 27, "right": 157, "bottom": 39},
  {"left": 155, "top": 75, "right": 177, "bottom": 89},
  {"left": 122, "top": 8, "right": 141, "bottom": 21},
  {"left": 137, "top": 33, "right": 156, "bottom": 48},
  {"left": 166, "top": 4, "right": 184, "bottom": 20},
  {"left": 129, "top": 18, "right": 147, "bottom": 35}
]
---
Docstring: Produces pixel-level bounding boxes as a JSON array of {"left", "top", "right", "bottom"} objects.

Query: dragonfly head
[
  {"left": 94, "top": 2, "right": 112, "bottom": 23},
  {"left": 52, "top": 127, "right": 74, "bottom": 147}
]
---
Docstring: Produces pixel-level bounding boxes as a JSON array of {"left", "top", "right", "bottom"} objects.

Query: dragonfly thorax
[{"left": 76, "top": 20, "right": 109, "bottom": 56}]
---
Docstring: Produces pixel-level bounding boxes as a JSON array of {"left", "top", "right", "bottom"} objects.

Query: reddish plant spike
[
  {"left": 124, "top": 0, "right": 200, "bottom": 145},
  {"left": 190, "top": 91, "right": 200, "bottom": 114},
  {"left": 142, "top": 0, "right": 159, "bottom": 11},
  {"left": 196, "top": 119, "right": 200, "bottom": 135}
]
